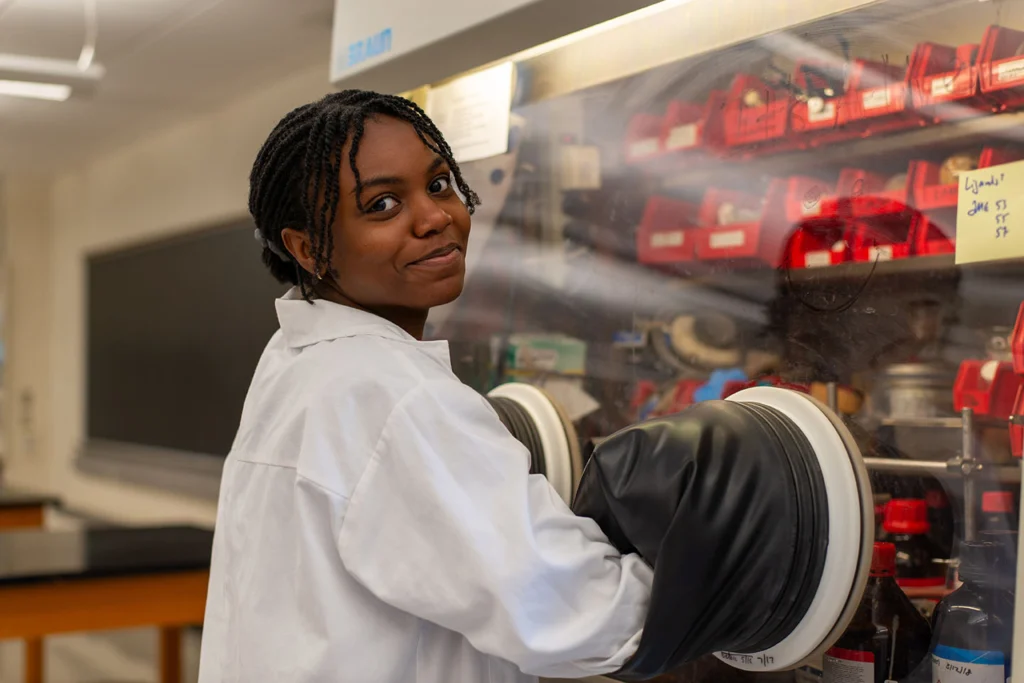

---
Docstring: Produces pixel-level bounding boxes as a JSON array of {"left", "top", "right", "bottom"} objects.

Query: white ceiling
[{"left": 0, "top": 0, "right": 335, "bottom": 172}]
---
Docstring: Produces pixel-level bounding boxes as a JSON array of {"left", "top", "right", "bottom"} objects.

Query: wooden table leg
[
  {"left": 24, "top": 637, "right": 43, "bottom": 683},
  {"left": 159, "top": 626, "right": 182, "bottom": 683}
]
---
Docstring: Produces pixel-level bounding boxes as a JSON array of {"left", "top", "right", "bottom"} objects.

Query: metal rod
[
  {"left": 826, "top": 382, "right": 838, "bottom": 413},
  {"left": 861, "top": 457, "right": 1021, "bottom": 483},
  {"left": 862, "top": 457, "right": 948, "bottom": 475},
  {"left": 962, "top": 407, "right": 977, "bottom": 542}
]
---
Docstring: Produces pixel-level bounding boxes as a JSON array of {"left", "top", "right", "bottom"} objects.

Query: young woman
[{"left": 198, "top": 90, "right": 653, "bottom": 683}]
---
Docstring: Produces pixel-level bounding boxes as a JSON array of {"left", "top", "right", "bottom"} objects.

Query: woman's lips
[{"left": 410, "top": 244, "right": 462, "bottom": 268}]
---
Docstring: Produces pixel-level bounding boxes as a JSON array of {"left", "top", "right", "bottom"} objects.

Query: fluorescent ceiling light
[
  {"left": 510, "top": 0, "right": 694, "bottom": 62},
  {"left": 0, "top": 53, "right": 103, "bottom": 101},
  {"left": 0, "top": 79, "right": 71, "bottom": 101}
]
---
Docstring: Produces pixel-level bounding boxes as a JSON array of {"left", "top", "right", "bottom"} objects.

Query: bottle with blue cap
[{"left": 930, "top": 541, "right": 1014, "bottom": 683}]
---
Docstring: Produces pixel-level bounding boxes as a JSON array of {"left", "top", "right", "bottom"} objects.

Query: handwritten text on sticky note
[{"left": 956, "top": 160, "right": 1024, "bottom": 265}]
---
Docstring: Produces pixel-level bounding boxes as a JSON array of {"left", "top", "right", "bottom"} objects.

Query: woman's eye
[
  {"left": 429, "top": 175, "right": 451, "bottom": 193},
  {"left": 368, "top": 196, "right": 398, "bottom": 213}
]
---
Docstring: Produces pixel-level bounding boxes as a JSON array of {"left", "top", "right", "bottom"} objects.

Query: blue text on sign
[{"left": 347, "top": 28, "right": 392, "bottom": 69}]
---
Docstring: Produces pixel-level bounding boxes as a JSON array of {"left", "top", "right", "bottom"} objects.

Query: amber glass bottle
[{"left": 823, "top": 542, "right": 932, "bottom": 683}]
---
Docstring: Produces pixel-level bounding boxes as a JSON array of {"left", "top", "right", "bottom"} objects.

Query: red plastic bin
[
  {"left": 954, "top": 360, "right": 1024, "bottom": 419},
  {"left": 1011, "top": 301, "right": 1024, "bottom": 376},
  {"left": 636, "top": 196, "right": 700, "bottom": 264},
  {"left": 911, "top": 147, "right": 1023, "bottom": 210},
  {"left": 1011, "top": 386, "right": 1024, "bottom": 458},
  {"left": 851, "top": 212, "right": 920, "bottom": 262},
  {"left": 913, "top": 213, "right": 956, "bottom": 256},
  {"left": 784, "top": 222, "right": 854, "bottom": 268},
  {"left": 783, "top": 176, "right": 836, "bottom": 223},
  {"left": 784, "top": 219, "right": 855, "bottom": 268},
  {"left": 979, "top": 25, "right": 1024, "bottom": 110},
  {"left": 840, "top": 56, "right": 926, "bottom": 135},
  {"left": 821, "top": 167, "right": 910, "bottom": 218},
  {"left": 912, "top": 41, "right": 994, "bottom": 120},
  {"left": 789, "top": 61, "right": 851, "bottom": 144},
  {"left": 660, "top": 91, "right": 728, "bottom": 156},
  {"left": 694, "top": 181, "right": 790, "bottom": 266},
  {"left": 624, "top": 113, "right": 663, "bottom": 163},
  {"left": 722, "top": 74, "right": 792, "bottom": 149},
  {"left": 782, "top": 176, "right": 853, "bottom": 268}
]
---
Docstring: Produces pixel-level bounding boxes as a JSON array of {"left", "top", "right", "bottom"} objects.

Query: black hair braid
[{"left": 249, "top": 89, "right": 480, "bottom": 301}]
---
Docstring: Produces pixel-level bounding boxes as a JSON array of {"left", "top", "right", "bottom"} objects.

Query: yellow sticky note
[{"left": 956, "top": 159, "right": 1024, "bottom": 265}]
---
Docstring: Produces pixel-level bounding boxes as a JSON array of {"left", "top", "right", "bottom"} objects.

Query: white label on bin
[
  {"left": 824, "top": 648, "right": 873, "bottom": 683},
  {"left": 931, "top": 75, "right": 956, "bottom": 96},
  {"left": 869, "top": 245, "right": 894, "bottom": 261},
  {"left": 804, "top": 250, "right": 832, "bottom": 267},
  {"left": 666, "top": 124, "right": 698, "bottom": 150},
  {"left": 709, "top": 230, "right": 745, "bottom": 249},
  {"left": 808, "top": 98, "right": 836, "bottom": 122},
  {"left": 629, "top": 138, "right": 659, "bottom": 158},
  {"left": 862, "top": 88, "right": 892, "bottom": 110},
  {"left": 932, "top": 646, "right": 1006, "bottom": 683},
  {"left": 996, "top": 58, "right": 1024, "bottom": 83},
  {"left": 802, "top": 200, "right": 823, "bottom": 217},
  {"left": 651, "top": 231, "right": 684, "bottom": 248}
]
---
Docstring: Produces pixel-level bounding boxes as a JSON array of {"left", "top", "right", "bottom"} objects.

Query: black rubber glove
[{"left": 571, "top": 400, "right": 828, "bottom": 680}]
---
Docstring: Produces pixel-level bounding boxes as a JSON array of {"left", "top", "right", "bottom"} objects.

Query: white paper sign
[{"left": 426, "top": 62, "right": 514, "bottom": 163}]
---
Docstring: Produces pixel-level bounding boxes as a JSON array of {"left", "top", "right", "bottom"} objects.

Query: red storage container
[
  {"left": 1011, "top": 386, "right": 1024, "bottom": 458},
  {"left": 1011, "top": 302, "right": 1024, "bottom": 376},
  {"left": 789, "top": 62, "right": 852, "bottom": 144},
  {"left": 851, "top": 211, "right": 920, "bottom": 262},
  {"left": 821, "top": 166, "right": 912, "bottom": 218},
  {"left": 913, "top": 213, "right": 956, "bottom": 256},
  {"left": 636, "top": 196, "right": 700, "bottom": 264},
  {"left": 624, "top": 113, "right": 663, "bottom": 163},
  {"left": 912, "top": 41, "right": 994, "bottom": 120},
  {"left": 694, "top": 181, "right": 790, "bottom": 266},
  {"left": 911, "top": 148, "right": 1022, "bottom": 211},
  {"left": 979, "top": 25, "right": 1024, "bottom": 110},
  {"left": 840, "top": 55, "right": 927, "bottom": 134},
  {"left": 783, "top": 176, "right": 836, "bottom": 223},
  {"left": 954, "top": 360, "right": 1024, "bottom": 420},
  {"left": 785, "top": 220, "right": 855, "bottom": 268},
  {"left": 660, "top": 91, "right": 728, "bottom": 156},
  {"left": 782, "top": 176, "right": 853, "bottom": 268},
  {"left": 722, "top": 74, "right": 792, "bottom": 150}
]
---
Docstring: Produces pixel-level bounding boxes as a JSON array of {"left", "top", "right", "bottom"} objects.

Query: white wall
[
  {"left": 1, "top": 177, "right": 52, "bottom": 490},
  {"left": 5, "top": 63, "right": 332, "bottom": 526}
]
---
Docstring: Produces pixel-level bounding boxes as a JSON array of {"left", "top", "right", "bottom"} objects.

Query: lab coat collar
[{"left": 276, "top": 287, "right": 451, "bottom": 368}]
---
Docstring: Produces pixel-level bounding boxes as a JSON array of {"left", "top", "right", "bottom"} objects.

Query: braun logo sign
[{"left": 346, "top": 28, "right": 393, "bottom": 69}]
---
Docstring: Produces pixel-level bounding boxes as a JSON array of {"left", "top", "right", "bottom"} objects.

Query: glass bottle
[
  {"left": 930, "top": 541, "right": 1014, "bottom": 683},
  {"left": 824, "top": 542, "right": 932, "bottom": 683}
]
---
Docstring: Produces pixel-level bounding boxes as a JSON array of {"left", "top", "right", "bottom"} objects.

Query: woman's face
[{"left": 327, "top": 115, "right": 472, "bottom": 314}]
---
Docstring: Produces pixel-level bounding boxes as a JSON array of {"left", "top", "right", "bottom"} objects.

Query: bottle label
[
  {"left": 824, "top": 647, "right": 874, "bottom": 683},
  {"left": 932, "top": 645, "right": 1006, "bottom": 683}
]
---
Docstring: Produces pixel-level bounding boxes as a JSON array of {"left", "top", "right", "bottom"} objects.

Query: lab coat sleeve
[{"left": 336, "top": 378, "right": 652, "bottom": 678}]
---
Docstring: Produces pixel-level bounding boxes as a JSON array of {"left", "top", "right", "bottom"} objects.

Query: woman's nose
[{"left": 411, "top": 195, "right": 452, "bottom": 237}]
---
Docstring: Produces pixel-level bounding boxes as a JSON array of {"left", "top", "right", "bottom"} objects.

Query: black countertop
[
  {"left": 0, "top": 526, "right": 213, "bottom": 586},
  {"left": 0, "top": 488, "right": 60, "bottom": 509}
]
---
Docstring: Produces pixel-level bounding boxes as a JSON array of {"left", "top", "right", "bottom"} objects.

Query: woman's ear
[{"left": 280, "top": 228, "right": 317, "bottom": 278}]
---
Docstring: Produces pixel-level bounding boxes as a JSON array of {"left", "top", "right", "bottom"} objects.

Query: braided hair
[{"left": 249, "top": 90, "right": 480, "bottom": 300}]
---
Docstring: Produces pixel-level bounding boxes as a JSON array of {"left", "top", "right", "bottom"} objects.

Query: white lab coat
[{"left": 198, "top": 288, "right": 652, "bottom": 683}]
